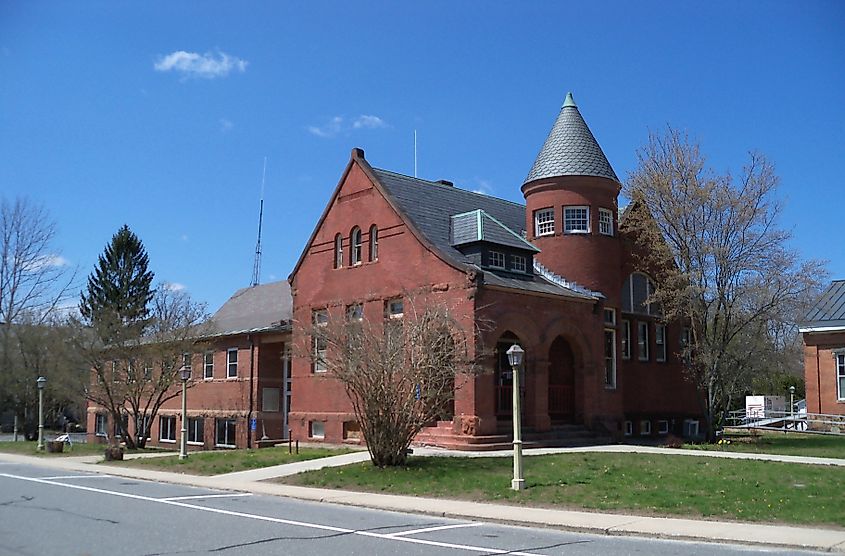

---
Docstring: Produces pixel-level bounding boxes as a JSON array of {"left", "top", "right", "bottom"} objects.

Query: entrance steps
[{"left": 413, "top": 421, "right": 610, "bottom": 451}]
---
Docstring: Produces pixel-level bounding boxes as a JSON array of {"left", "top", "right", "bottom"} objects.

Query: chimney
[
  {"left": 436, "top": 179, "right": 454, "bottom": 187},
  {"left": 351, "top": 147, "right": 365, "bottom": 159}
]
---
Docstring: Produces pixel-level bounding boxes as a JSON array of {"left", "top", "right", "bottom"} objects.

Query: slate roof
[
  {"left": 450, "top": 209, "right": 539, "bottom": 252},
  {"left": 524, "top": 92, "right": 619, "bottom": 185},
  {"left": 209, "top": 280, "right": 292, "bottom": 336},
  {"left": 801, "top": 280, "right": 845, "bottom": 331},
  {"left": 371, "top": 168, "right": 595, "bottom": 301}
]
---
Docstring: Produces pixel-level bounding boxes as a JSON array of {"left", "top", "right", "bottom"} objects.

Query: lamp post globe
[
  {"left": 36, "top": 376, "right": 47, "bottom": 451},
  {"left": 506, "top": 344, "right": 525, "bottom": 491}
]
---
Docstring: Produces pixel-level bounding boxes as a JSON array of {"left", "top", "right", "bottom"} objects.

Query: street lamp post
[
  {"left": 789, "top": 385, "right": 796, "bottom": 426},
  {"left": 179, "top": 366, "right": 191, "bottom": 460},
  {"left": 506, "top": 344, "right": 525, "bottom": 491},
  {"left": 36, "top": 376, "right": 47, "bottom": 451}
]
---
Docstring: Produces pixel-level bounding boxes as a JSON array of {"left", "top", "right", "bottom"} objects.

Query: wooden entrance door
[{"left": 548, "top": 337, "right": 575, "bottom": 422}]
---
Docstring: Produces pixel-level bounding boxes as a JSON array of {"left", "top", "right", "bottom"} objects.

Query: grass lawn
[
  {"left": 113, "top": 445, "right": 357, "bottom": 475},
  {"left": 281, "top": 453, "right": 845, "bottom": 527},
  {"left": 0, "top": 440, "right": 118, "bottom": 457},
  {"left": 684, "top": 432, "right": 845, "bottom": 459}
]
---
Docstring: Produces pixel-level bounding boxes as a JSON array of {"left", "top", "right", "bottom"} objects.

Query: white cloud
[
  {"left": 154, "top": 50, "right": 248, "bottom": 79},
  {"left": 25, "top": 254, "right": 69, "bottom": 271},
  {"left": 308, "top": 115, "right": 389, "bottom": 138},
  {"left": 163, "top": 282, "right": 186, "bottom": 292},
  {"left": 352, "top": 115, "right": 387, "bottom": 129},
  {"left": 219, "top": 118, "right": 234, "bottom": 132},
  {"left": 470, "top": 178, "right": 494, "bottom": 196},
  {"left": 180, "top": 234, "right": 189, "bottom": 242}
]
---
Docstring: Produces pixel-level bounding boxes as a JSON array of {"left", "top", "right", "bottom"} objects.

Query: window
[
  {"left": 640, "top": 420, "right": 652, "bottom": 436},
  {"left": 182, "top": 353, "right": 192, "bottom": 371},
  {"left": 489, "top": 251, "right": 505, "bottom": 268},
  {"left": 621, "top": 273, "right": 660, "bottom": 315},
  {"left": 638, "top": 322, "right": 649, "bottom": 361},
  {"left": 347, "top": 303, "right": 363, "bottom": 321},
  {"left": 334, "top": 234, "right": 343, "bottom": 268},
  {"left": 111, "top": 360, "right": 119, "bottom": 383},
  {"left": 95, "top": 414, "right": 107, "bottom": 436},
  {"left": 604, "top": 328, "right": 616, "bottom": 389},
  {"left": 837, "top": 353, "right": 845, "bottom": 401},
  {"left": 187, "top": 418, "right": 204, "bottom": 444},
  {"left": 655, "top": 324, "right": 667, "bottom": 362},
  {"left": 369, "top": 225, "right": 378, "bottom": 262},
  {"left": 350, "top": 227, "right": 362, "bottom": 265},
  {"left": 309, "top": 421, "right": 325, "bottom": 439},
  {"left": 621, "top": 320, "right": 631, "bottom": 360},
  {"left": 313, "top": 309, "right": 328, "bottom": 372},
  {"left": 262, "top": 387, "right": 280, "bottom": 412},
  {"left": 658, "top": 420, "right": 669, "bottom": 435},
  {"left": 343, "top": 421, "right": 362, "bottom": 440},
  {"left": 511, "top": 254, "right": 526, "bottom": 273},
  {"left": 534, "top": 208, "right": 554, "bottom": 237},
  {"left": 227, "top": 348, "right": 238, "bottom": 378},
  {"left": 681, "top": 327, "right": 692, "bottom": 364},
  {"left": 624, "top": 420, "right": 633, "bottom": 436},
  {"left": 599, "top": 208, "right": 613, "bottom": 236},
  {"left": 143, "top": 362, "right": 153, "bottom": 381},
  {"left": 563, "top": 206, "right": 590, "bottom": 234},
  {"left": 204, "top": 352, "right": 214, "bottom": 379},
  {"left": 137, "top": 415, "right": 151, "bottom": 441},
  {"left": 159, "top": 415, "right": 176, "bottom": 442},
  {"left": 215, "top": 418, "right": 236, "bottom": 447},
  {"left": 603, "top": 308, "right": 616, "bottom": 326},
  {"left": 386, "top": 299, "right": 404, "bottom": 319}
]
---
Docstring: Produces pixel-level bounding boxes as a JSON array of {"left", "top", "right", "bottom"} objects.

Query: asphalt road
[{"left": 0, "top": 461, "right": 825, "bottom": 556}]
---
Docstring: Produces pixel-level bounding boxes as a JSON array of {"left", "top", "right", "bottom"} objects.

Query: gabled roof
[
  {"left": 450, "top": 209, "right": 540, "bottom": 252},
  {"left": 800, "top": 280, "right": 845, "bottom": 332},
  {"left": 524, "top": 92, "right": 619, "bottom": 185},
  {"left": 209, "top": 280, "right": 292, "bottom": 337}
]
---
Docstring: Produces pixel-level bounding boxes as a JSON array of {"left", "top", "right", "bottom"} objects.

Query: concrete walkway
[{"left": 2, "top": 447, "right": 844, "bottom": 553}]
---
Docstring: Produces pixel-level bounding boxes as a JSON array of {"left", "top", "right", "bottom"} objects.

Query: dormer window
[
  {"left": 511, "top": 254, "right": 527, "bottom": 273},
  {"left": 489, "top": 251, "right": 505, "bottom": 269},
  {"left": 350, "top": 227, "right": 362, "bottom": 265},
  {"left": 534, "top": 208, "right": 554, "bottom": 237},
  {"left": 564, "top": 206, "right": 590, "bottom": 234}
]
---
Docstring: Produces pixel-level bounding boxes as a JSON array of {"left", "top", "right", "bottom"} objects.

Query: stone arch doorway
[
  {"left": 495, "top": 331, "right": 522, "bottom": 418},
  {"left": 548, "top": 336, "right": 575, "bottom": 422}
]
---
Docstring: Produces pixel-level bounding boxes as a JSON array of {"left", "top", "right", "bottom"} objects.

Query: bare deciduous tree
[
  {"left": 301, "top": 299, "right": 477, "bottom": 467},
  {"left": 75, "top": 285, "right": 210, "bottom": 448},
  {"left": 0, "top": 196, "right": 76, "bottom": 428},
  {"left": 622, "top": 127, "right": 826, "bottom": 439}
]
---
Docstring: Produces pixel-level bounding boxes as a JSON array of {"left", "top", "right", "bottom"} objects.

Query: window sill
[
  {"left": 159, "top": 439, "right": 176, "bottom": 444},
  {"left": 604, "top": 385, "right": 617, "bottom": 390},
  {"left": 564, "top": 230, "right": 590, "bottom": 235},
  {"left": 215, "top": 444, "right": 236, "bottom": 449},
  {"left": 187, "top": 441, "right": 204, "bottom": 446}
]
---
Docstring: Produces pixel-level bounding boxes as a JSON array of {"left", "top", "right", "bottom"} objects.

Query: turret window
[
  {"left": 599, "top": 208, "right": 613, "bottom": 236},
  {"left": 534, "top": 208, "right": 555, "bottom": 237},
  {"left": 564, "top": 206, "right": 590, "bottom": 234}
]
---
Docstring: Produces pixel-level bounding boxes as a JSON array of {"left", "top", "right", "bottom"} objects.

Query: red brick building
[
  {"left": 288, "top": 93, "right": 702, "bottom": 447},
  {"left": 800, "top": 280, "right": 845, "bottom": 416},
  {"left": 87, "top": 281, "right": 292, "bottom": 450}
]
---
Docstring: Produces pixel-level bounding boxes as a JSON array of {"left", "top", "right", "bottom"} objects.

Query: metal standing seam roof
[
  {"left": 801, "top": 280, "right": 845, "bottom": 330},
  {"left": 209, "top": 280, "right": 292, "bottom": 336},
  {"left": 450, "top": 209, "right": 540, "bottom": 252},
  {"left": 524, "top": 92, "right": 619, "bottom": 185},
  {"left": 371, "top": 168, "right": 596, "bottom": 301}
]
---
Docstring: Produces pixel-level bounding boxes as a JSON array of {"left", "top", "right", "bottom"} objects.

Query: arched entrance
[
  {"left": 495, "top": 332, "right": 522, "bottom": 418},
  {"left": 548, "top": 336, "right": 575, "bottom": 422}
]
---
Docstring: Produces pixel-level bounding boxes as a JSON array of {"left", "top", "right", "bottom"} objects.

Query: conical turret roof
[{"left": 524, "top": 92, "right": 619, "bottom": 184}]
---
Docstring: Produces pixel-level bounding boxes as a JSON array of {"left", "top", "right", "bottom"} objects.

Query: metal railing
[{"left": 725, "top": 409, "right": 845, "bottom": 435}]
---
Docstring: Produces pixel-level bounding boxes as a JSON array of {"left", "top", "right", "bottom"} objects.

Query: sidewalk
[{"left": 1, "top": 448, "right": 844, "bottom": 553}]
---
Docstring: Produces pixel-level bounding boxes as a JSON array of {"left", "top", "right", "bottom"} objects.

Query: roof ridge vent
[{"left": 533, "top": 260, "right": 601, "bottom": 298}]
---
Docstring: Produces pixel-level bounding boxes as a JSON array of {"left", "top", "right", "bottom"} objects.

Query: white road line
[
  {"left": 41, "top": 475, "right": 112, "bottom": 480},
  {"left": 388, "top": 522, "right": 483, "bottom": 537},
  {"left": 0, "top": 473, "right": 544, "bottom": 556},
  {"left": 160, "top": 493, "right": 253, "bottom": 501}
]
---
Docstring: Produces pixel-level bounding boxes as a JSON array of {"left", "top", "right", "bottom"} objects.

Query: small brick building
[
  {"left": 800, "top": 280, "right": 845, "bottom": 417},
  {"left": 288, "top": 93, "right": 702, "bottom": 447},
  {"left": 87, "top": 281, "right": 292, "bottom": 450}
]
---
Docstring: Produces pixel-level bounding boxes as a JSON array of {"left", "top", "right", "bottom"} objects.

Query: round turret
[{"left": 522, "top": 93, "right": 622, "bottom": 304}]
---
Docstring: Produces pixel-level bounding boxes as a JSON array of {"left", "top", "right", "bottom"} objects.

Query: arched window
[
  {"left": 334, "top": 234, "right": 343, "bottom": 269},
  {"left": 369, "top": 225, "right": 378, "bottom": 262},
  {"left": 621, "top": 272, "right": 661, "bottom": 315},
  {"left": 350, "top": 227, "right": 362, "bottom": 265}
]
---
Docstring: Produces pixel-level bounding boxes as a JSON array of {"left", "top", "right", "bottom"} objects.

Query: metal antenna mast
[
  {"left": 251, "top": 157, "right": 267, "bottom": 287},
  {"left": 414, "top": 130, "right": 417, "bottom": 178}
]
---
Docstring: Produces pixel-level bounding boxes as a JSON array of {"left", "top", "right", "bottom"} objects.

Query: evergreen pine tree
[{"left": 80, "top": 225, "right": 155, "bottom": 338}]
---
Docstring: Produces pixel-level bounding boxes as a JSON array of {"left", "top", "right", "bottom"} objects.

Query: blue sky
[{"left": 2, "top": 1, "right": 843, "bottom": 312}]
